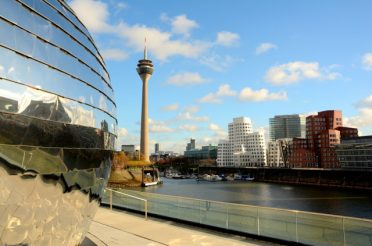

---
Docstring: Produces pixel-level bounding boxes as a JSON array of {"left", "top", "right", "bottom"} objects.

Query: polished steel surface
[
  {"left": 0, "top": 165, "right": 100, "bottom": 245},
  {"left": 0, "top": 0, "right": 112, "bottom": 92},
  {"left": 0, "top": 78, "right": 117, "bottom": 134},
  {"left": 0, "top": 0, "right": 117, "bottom": 244}
]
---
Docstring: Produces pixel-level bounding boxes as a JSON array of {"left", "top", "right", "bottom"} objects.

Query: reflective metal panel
[
  {"left": 0, "top": 164, "right": 100, "bottom": 245},
  {"left": 45, "top": 0, "right": 93, "bottom": 43},
  {"left": 0, "top": 18, "right": 111, "bottom": 97},
  {"left": 0, "top": 47, "right": 115, "bottom": 115},
  {"left": 0, "top": 0, "right": 111, "bottom": 88},
  {"left": 0, "top": 0, "right": 117, "bottom": 244},
  {"left": 0, "top": 79, "right": 117, "bottom": 134}
]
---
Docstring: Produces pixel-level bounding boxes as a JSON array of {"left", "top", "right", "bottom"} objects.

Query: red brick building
[
  {"left": 288, "top": 138, "right": 317, "bottom": 168},
  {"left": 288, "top": 110, "right": 358, "bottom": 168}
]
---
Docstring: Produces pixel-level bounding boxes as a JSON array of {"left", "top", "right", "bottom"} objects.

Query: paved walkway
[{"left": 87, "top": 208, "right": 280, "bottom": 246}]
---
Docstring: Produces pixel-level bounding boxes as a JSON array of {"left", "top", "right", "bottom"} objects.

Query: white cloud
[
  {"left": 148, "top": 118, "right": 175, "bottom": 133},
  {"left": 117, "top": 2, "right": 127, "bottom": 10},
  {"left": 265, "top": 61, "right": 340, "bottom": 85},
  {"left": 362, "top": 53, "right": 372, "bottom": 70},
  {"left": 171, "top": 15, "right": 199, "bottom": 38},
  {"left": 161, "top": 103, "right": 179, "bottom": 111},
  {"left": 209, "top": 123, "right": 227, "bottom": 138},
  {"left": 199, "top": 93, "right": 221, "bottom": 104},
  {"left": 216, "top": 84, "right": 237, "bottom": 97},
  {"left": 209, "top": 123, "right": 221, "bottom": 131},
  {"left": 216, "top": 31, "right": 240, "bottom": 46},
  {"left": 199, "top": 54, "right": 240, "bottom": 72},
  {"left": 69, "top": 0, "right": 113, "bottom": 33},
  {"left": 256, "top": 42, "right": 277, "bottom": 55},
  {"left": 177, "top": 112, "right": 209, "bottom": 122},
  {"left": 117, "top": 22, "right": 210, "bottom": 61},
  {"left": 101, "top": 49, "right": 128, "bottom": 61},
  {"left": 183, "top": 105, "right": 199, "bottom": 113},
  {"left": 344, "top": 94, "right": 372, "bottom": 135},
  {"left": 358, "top": 95, "right": 372, "bottom": 108},
  {"left": 239, "top": 87, "right": 287, "bottom": 102},
  {"left": 179, "top": 124, "right": 199, "bottom": 132},
  {"left": 344, "top": 108, "right": 372, "bottom": 129},
  {"left": 117, "top": 127, "right": 128, "bottom": 137},
  {"left": 199, "top": 84, "right": 237, "bottom": 104},
  {"left": 70, "top": 2, "right": 210, "bottom": 61},
  {"left": 167, "top": 72, "right": 209, "bottom": 86}
]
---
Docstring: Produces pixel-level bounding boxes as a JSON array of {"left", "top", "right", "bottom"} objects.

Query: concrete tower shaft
[{"left": 136, "top": 45, "right": 154, "bottom": 162}]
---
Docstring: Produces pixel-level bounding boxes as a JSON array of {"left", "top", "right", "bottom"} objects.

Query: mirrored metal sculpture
[{"left": 0, "top": 0, "right": 116, "bottom": 244}]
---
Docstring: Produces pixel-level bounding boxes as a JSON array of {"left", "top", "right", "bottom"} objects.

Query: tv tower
[{"left": 136, "top": 39, "right": 154, "bottom": 162}]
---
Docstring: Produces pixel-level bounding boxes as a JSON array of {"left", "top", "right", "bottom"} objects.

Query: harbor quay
[
  {"left": 197, "top": 167, "right": 372, "bottom": 190},
  {"left": 101, "top": 188, "right": 372, "bottom": 246}
]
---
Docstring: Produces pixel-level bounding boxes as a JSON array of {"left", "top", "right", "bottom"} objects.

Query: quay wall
[{"left": 198, "top": 167, "right": 372, "bottom": 190}]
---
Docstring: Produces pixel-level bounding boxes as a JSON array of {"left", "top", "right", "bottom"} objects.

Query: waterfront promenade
[{"left": 87, "top": 208, "right": 277, "bottom": 246}]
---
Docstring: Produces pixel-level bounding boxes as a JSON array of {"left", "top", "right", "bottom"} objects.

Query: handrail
[
  {"left": 122, "top": 190, "right": 372, "bottom": 223},
  {"left": 105, "top": 188, "right": 148, "bottom": 220}
]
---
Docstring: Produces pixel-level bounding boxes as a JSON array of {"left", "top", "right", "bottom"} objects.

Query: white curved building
[{"left": 217, "top": 117, "right": 266, "bottom": 167}]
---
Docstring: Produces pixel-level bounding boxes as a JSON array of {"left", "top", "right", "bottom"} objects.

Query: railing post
[
  {"left": 145, "top": 200, "right": 148, "bottom": 220},
  {"left": 342, "top": 217, "right": 346, "bottom": 246},
  {"left": 226, "top": 206, "right": 229, "bottom": 229},
  {"left": 199, "top": 200, "right": 202, "bottom": 224},
  {"left": 257, "top": 207, "right": 260, "bottom": 236},
  {"left": 109, "top": 189, "right": 112, "bottom": 211},
  {"left": 296, "top": 211, "right": 298, "bottom": 243}
]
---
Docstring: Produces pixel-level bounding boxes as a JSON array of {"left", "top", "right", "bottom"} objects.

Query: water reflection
[{"left": 129, "top": 179, "right": 372, "bottom": 219}]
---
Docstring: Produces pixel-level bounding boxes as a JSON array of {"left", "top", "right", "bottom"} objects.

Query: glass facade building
[
  {"left": 269, "top": 114, "right": 306, "bottom": 141},
  {"left": 0, "top": 0, "right": 116, "bottom": 244},
  {"left": 336, "top": 136, "right": 372, "bottom": 169}
]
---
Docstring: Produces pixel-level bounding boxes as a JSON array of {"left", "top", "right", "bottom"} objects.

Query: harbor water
[{"left": 126, "top": 178, "right": 372, "bottom": 219}]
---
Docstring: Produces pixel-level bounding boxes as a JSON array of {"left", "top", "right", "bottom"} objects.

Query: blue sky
[{"left": 69, "top": 0, "right": 372, "bottom": 153}]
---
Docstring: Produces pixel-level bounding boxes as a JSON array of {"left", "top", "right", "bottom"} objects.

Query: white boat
[{"left": 226, "top": 175, "right": 235, "bottom": 181}]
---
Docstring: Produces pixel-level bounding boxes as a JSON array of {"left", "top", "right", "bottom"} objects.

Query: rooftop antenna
[{"left": 144, "top": 37, "right": 147, "bottom": 60}]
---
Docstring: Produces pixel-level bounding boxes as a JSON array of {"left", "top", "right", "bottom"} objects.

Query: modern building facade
[
  {"left": 269, "top": 114, "right": 306, "bottom": 141},
  {"left": 137, "top": 45, "right": 154, "bottom": 162},
  {"left": 0, "top": 1, "right": 116, "bottom": 244},
  {"left": 217, "top": 117, "right": 266, "bottom": 167},
  {"left": 184, "top": 145, "right": 218, "bottom": 159},
  {"left": 289, "top": 110, "right": 358, "bottom": 168},
  {"left": 288, "top": 138, "right": 318, "bottom": 168},
  {"left": 155, "top": 143, "right": 160, "bottom": 153},
  {"left": 267, "top": 138, "right": 293, "bottom": 167},
  {"left": 186, "top": 138, "right": 196, "bottom": 151},
  {"left": 121, "top": 144, "right": 139, "bottom": 160},
  {"left": 336, "top": 136, "right": 372, "bottom": 169}
]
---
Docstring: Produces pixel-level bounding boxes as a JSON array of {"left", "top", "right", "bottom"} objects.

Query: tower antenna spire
[{"left": 144, "top": 37, "right": 147, "bottom": 60}]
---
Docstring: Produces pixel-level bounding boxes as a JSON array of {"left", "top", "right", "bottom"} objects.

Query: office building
[
  {"left": 269, "top": 114, "right": 306, "bottom": 141},
  {"left": 184, "top": 145, "right": 218, "bottom": 159},
  {"left": 267, "top": 138, "right": 293, "bottom": 167},
  {"left": 155, "top": 143, "right": 160, "bottom": 153},
  {"left": 336, "top": 136, "right": 372, "bottom": 169},
  {"left": 217, "top": 117, "right": 266, "bottom": 167},
  {"left": 186, "top": 138, "right": 196, "bottom": 151},
  {"left": 289, "top": 110, "right": 358, "bottom": 168}
]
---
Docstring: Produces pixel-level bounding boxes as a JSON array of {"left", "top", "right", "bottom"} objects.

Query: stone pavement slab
[{"left": 88, "top": 208, "right": 280, "bottom": 246}]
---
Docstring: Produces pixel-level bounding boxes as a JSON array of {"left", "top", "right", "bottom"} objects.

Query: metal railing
[
  {"left": 105, "top": 188, "right": 148, "bottom": 220},
  {"left": 102, "top": 189, "right": 372, "bottom": 246}
]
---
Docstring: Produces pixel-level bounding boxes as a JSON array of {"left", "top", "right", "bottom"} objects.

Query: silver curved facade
[{"left": 0, "top": 0, "right": 116, "bottom": 244}]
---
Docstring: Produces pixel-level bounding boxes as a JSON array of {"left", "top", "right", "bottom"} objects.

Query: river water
[{"left": 126, "top": 179, "right": 372, "bottom": 219}]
